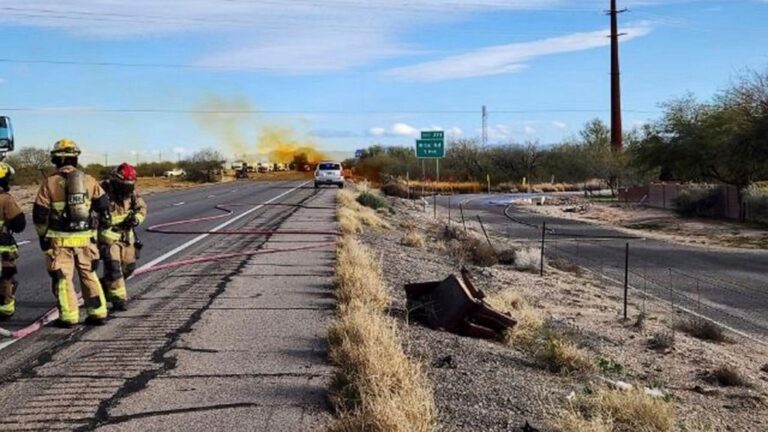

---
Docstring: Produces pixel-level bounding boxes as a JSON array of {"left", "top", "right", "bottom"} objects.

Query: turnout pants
[
  {"left": 45, "top": 243, "right": 107, "bottom": 324},
  {"left": 101, "top": 241, "right": 137, "bottom": 302},
  {"left": 0, "top": 250, "right": 18, "bottom": 318}
]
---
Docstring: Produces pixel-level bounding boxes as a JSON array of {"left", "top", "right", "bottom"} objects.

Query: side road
[{"left": 0, "top": 187, "right": 337, "bottom": 431}]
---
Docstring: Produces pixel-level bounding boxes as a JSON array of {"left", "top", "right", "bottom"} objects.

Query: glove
[
  {"left": 99, "top": 212, "right": 112, "bottom": 228},
  {"left": 39, "top": 237, "right": 51, "bottom": 251},
  {"left": 126, "top": 214, "right": 140, "bottom": 228}
]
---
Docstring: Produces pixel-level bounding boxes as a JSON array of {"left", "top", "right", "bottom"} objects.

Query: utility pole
[
  {"left": 608, "top": 0, "right": 627, "bottom": 153},
  {"left": 481, "top": 105, "right": 488, "bottom": 147},
  {"left": 103, "top": 153, "right": 108, "bottom": 167}
]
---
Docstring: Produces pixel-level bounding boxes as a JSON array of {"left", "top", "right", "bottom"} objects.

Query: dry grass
[
  {"left": 338, "top": 189, "right": 391, "bottom": 234},
  {"left": 555, "top": 389, "right": 676, "bottom": 432},
  {"left": 488, "top": 290, "right": 592, "bottom": 374},
  {"left": 703, "top": 366, "right": 750, "bottom": 387},
  {"left": 328, "top": 303, "right": 436, "bottom": 432},
  {"left": 487, "top": 290, "right": 544, "bottom": 348},
  {"left": 335, "top": 236, "right": 390, "bottom": 311},
  {"left": 401, "top": 230, "right": 426, "bottom": 248},
  {"left": 514, "top": 247, "right": 542, "bottom": 273},
  {"left": 535, "top": 331, "right": 596, "bottom": 374},
  {"left": 329, "top": 230, "right": 436, "bottom": 431},
  {"left": 404, "top": 181, "right": 481, "bottom": 194},
  {"left": 647, "top": 331, "right": 675, "bottom": 351},
  {"left": 673, "top": 319, "right": 726, "bottom": 343}
]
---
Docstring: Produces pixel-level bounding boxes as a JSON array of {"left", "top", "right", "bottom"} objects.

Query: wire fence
[{"left": 431, "top": 195, "right": 768, "bottom": 346}]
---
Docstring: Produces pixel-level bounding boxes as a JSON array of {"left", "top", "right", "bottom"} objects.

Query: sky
[{"left": 0, "top": 0, "right": 765, "bottom": 164}]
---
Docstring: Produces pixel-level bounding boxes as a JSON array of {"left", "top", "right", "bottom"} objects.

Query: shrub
[
  {"left": 674, "top": 319, "right": 725, "bottom": 342},
  {"left": 703, "top": 366, "right": 749, "bottom": 387},
  {"left": 496, "top": 248, "right": 518, "bottom": 265},
  {"left": 745, "top": 185, "right": 768, "bottom": 224},
  {"left": 401, "top": 230, "right": 425, "bottom": 248},
  {"left": 381, "top": 182, "right": 409, "bottom": 198},
  {"left": 648, "top": 331, "right": 675, "bottom": 351},
  {"left": 514, "top": 247, "right": 542, "bottom": 273},
  {"left": 356, "top": 191, "right": 388, "bottom": 210},
  {"left": 673, "top": 187, "right": 720, "bottom": 217}
]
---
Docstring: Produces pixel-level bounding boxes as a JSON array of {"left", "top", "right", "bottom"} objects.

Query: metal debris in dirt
[{"left": 404, "top": 267, "right": 516, "bottom": 339}]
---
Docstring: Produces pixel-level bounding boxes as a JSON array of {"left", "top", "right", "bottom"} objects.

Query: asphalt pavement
[
  {"left": 6, "top": 180, "right": 301, "bottom": 329},
  {"left": 436, "top": 193, "right": 768, "bottom": 342},
  {"left": 0, "top": 180, "right": 337, "bottom": 431}
]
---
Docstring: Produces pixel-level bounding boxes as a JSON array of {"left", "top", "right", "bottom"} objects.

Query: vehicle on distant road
[
  {"left": 163, "top": 168, "right": 186, "bottom": 178},
  {"left": 314, "top": 161, "right": 344, "bottom": 188},
  {"left": 257, "top": 165, "right": 269, "bottom": 173}
]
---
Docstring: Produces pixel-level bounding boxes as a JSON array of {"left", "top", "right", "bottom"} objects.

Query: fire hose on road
[{"left": 0, "top": 201, "right": 340, "bottom": 340}]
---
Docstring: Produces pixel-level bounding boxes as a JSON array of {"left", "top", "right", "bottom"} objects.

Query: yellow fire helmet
[
  {"left": 0, "top": 161, "right": 14, "bottom": 181},
  {"left": 51, "top": 138, "right": 82, "bottom": 157}
]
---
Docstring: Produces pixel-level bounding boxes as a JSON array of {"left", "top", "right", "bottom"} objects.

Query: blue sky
[{"left": 0, "top": 0, "right": 765, "bottom": 164}]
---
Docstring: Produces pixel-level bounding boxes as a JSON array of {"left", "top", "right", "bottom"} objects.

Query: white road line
[
  {"left": 172, "top": 201, "right": 186, "bottom": 206},
  {"left": 207, "top": 195, "right": 216, "bottom": 198},
  {"left": 16, "top": 240, "right": 31, "bottom": 246},
  {"left": 133, "top": 181, "right": 309, "bottom": 275},
  {"left": 0, "top": 182, "right": 309, "bottom": 352}
]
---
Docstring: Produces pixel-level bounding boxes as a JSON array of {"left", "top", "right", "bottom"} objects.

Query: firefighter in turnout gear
[
  {"left": 33, "top": 139, "right": 111, "bottom": 326},
  {"left": 0, "top": 162, "right": 26, "bottom": 319},
  {"left": 98, "top": 163, "right": 146, "bottom": 311}
]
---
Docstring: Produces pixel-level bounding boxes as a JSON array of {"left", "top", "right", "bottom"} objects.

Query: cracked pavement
[{"left": 0, "top": 185, "right": 336, "bottom": 431}]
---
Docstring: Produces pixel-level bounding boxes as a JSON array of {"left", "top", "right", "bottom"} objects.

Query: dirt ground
[
  {"left": 526, "top": 197, "right": 768, "bottom": 250},
  {"left": 361, "top": 195, "right": 768, "bottom": 431}
]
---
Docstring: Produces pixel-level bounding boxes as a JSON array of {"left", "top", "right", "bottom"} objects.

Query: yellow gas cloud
[{"left": 195, "top": 96, "right": 328, "bottom": 163}]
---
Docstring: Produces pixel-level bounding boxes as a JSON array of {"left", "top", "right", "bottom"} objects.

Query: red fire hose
[{"left": 1, "top": 202, "right": 339, "bottom": 340}]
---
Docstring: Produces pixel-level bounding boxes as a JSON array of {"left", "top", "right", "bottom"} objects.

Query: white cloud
[
  {"left": 367, "top": 123, "right": 463, "bottom": 138},
  {"left": 523, "top": 125, "right": 537, "bottom": 135},
  {"left": 486, "top": 124, "right": 513, "bottom": 142},
  {"left": 446, "top": 127, "right": 463, "bottom": 137},
  {"left": 0, "top": 1, "right": 673, "bottom": 74},
  {"left": 391, "top": 123, "right": 419, "bottom": 137},
  {"left": 385, "top": 25, "right": 652, "bottom": 81},
  {"left": 552, "top": 121, "right": 568, "bottom": 130},
  {"left": 367, "top": 127, "right": 386, "bottom": 137}
]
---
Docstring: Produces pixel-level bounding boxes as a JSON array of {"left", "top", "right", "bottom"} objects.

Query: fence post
[
  {"left": 433, "top": 194, "right": 437, "bottom": 219},
  {"left": 623, "top": 242, "right": 629, "bottom": 320},
  {"left": 406, "top": 170, "right": 410, "bottom": 200},
  {"left": 476, "top": 215, "right": 495, "bottom": 253},
  {"left": 668, "top": 268, "right": 674, "bottom": 310},
  {"left": 540, "top": 221, "right": 546, "bottom": 277},
  {"left": 459, "top": 202, "right": 466, "bottom": 232},
  {"left": 448, "top": 196, "right": 452, "bottom": 226}
]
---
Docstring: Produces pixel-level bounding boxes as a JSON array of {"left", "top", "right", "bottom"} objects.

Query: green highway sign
[
  {"left": 421, "top": 131, "right": 444, "bottom": 140},
  {"left": 416, "top": 139, "right": 444, "bottom": 158},
  {"left": 416, "top": 131, "right": 445, "bottom": 158}
]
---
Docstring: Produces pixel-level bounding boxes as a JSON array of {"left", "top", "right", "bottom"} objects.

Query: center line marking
[{"left": 172, "top": 202, "right": 186, "bottom": 206}]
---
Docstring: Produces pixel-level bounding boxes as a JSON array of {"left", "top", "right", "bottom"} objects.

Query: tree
[
  {"left": 5, "top": 146, "right": 52, "bottom": 185},
  {"left": 179, "top": 149, "right": 226, "bottom": 182},
  {"left": 629, "top": 69, "right": 768, "bottom": 218},
  {"left": 577, "top": 119, "right": 625, "bottom": 195}
]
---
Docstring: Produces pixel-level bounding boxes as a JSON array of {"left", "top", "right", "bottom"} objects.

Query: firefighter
[
  {"left": 98, "top": 163, "right": 146, "bottom": 311},
  {"left": 33, "top": 139, "right": 111, "bottom": 326},
  {"left": 0, "top": 162, "right": 26, "bottom": 320}
]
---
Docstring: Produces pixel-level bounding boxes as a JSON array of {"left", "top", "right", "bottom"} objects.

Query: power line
[{"left": 0, "top": 107, "right": 658, "bottom": 115}]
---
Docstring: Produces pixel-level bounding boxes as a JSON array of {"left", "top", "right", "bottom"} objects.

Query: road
[
  {"left": 438, "top": 194, "right": 768, "bottom": 342},
  {"left": 0, "top": 180, "right": 337, "bottom": 431},
  {"left": 6, "top": 180, "right": 301, "bottom": 330}
]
